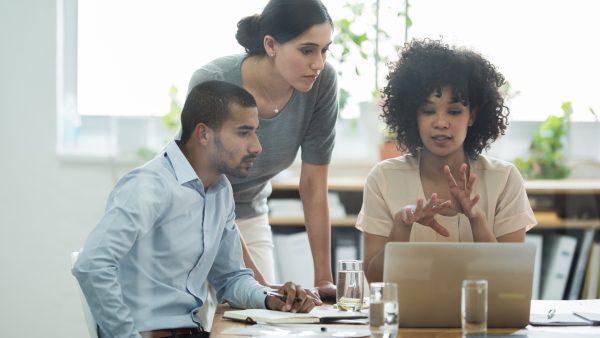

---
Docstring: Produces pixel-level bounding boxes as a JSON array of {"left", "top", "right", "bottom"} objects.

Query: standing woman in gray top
[{"left": 188, "top": 0, "right": 337, "bottom": 298}]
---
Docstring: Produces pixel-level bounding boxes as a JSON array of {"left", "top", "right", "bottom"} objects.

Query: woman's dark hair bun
[{"left": 235, "top": 14, "right": 263, "bottom": 55}]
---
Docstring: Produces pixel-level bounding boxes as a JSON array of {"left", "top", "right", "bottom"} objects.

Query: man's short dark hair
[{"left": 180, "top": 80, "right": 257, "bottom": 144}]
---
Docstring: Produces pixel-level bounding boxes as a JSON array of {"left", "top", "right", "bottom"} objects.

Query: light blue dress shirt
[{"left": 72, "top": 141, "right": 268, "bottom": 338}]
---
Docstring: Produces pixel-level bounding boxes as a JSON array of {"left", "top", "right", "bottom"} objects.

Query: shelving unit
[
  {"left": 271, "top": 177, "right": 600, "bottom": 228},
  {"left": 268, "top": 177, "right": 600, "bottom": 298}
]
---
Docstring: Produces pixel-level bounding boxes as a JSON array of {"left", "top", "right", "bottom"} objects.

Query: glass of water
[
  {"left": 336, "top": 260, "right": 364, "bottom": 311},
  {"left": 369, "top": 282, "right": 399, "bottom": 338},
  {"left": 461, "top": 279, "right": 488, "bottom": 335}
]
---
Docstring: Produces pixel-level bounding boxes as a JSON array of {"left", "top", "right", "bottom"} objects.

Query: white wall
[{"left": 0, "top": 1, "right": 125, "bottom": 336}]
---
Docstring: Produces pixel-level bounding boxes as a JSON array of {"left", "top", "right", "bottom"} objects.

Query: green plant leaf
[{"left": 515, "top": 102, "right": 572, "bottom": 179}]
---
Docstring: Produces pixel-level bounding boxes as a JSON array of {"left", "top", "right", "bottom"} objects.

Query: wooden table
[
  {"left": 210, "top": 305, "right": 518, "bottom": 338},
  {"left": 210, "top": 304, "right": 591, "bottom": 338}
]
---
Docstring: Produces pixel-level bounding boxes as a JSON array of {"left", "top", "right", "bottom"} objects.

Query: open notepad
[
  {"left": 529, "top": 300, "right": 600, "bottom": 326},
  {"left": 223, "top": 307, "right": 367, "bottom": 324}
]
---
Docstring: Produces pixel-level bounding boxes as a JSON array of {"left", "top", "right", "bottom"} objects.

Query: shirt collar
[
  {"left": 165, "top": 141, "right": 199, "bottom": 186},
  {"left": 164, "top": 141, "right": 229, "bottom": 193}
]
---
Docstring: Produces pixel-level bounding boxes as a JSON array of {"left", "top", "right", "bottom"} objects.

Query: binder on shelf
[
  {"left": 525, "top": 233, "right": 543, "bottom": 300},
  {"left": 567, "top": 229, "right": 595, "bottom": 299},
  {"left": 541, "top": 233, "right": 577, "bottom": 300},
  {"left": 583, "top": 242, "right": 600, "bottom": 299},
  {"left": 328, "top": 192, "right": 348, "bottom": 219}
]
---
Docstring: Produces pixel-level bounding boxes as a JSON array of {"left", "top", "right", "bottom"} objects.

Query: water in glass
[
  {"left": 461, "top": 279, "right": 488, "bottom": 335},
  {"left": 336, "top": 269, "right": 364, "bottom": 311},
  {"left": 369, "top": 300, "right": 399, "bottom": 338},
  {"left": 369, "top": 282, "right": 399, "bottom": 338}
]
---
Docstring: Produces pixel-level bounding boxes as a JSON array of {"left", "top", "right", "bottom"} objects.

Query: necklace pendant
[{"left": 274, "top": 107, "right": 279, "bottom": 114}]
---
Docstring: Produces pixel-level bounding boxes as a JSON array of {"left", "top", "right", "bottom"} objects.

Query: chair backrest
[{"left": 71, "top": 252, "right": 99, "bottom": 338}]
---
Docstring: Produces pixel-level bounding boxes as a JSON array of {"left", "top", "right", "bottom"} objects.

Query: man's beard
[{"left": 213, "top": 136, "right": 256, "bottom": 178}]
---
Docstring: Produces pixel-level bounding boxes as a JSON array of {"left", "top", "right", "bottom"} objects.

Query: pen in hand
[{"left": 264, "top": 290, "right": 302, "bottom": 303}]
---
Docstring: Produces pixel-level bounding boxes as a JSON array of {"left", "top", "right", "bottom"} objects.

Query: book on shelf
[
  {"left": 525, "top": 233, "right": 543, "bottom": 300},
  {"left": 267, "top": 193, "right": 346, "bottom": 219},
  {"left": 567, "top": 229, "right": 595, "bottom": 299},
  {"left": 267, "top": 199, "right": 303, "bottom": 218},
  {"left": 541, "top": 233, "right": 577, "bottom": 300},
  {"left": 223, "top": 307, "right": 367, "bottom": 324}
]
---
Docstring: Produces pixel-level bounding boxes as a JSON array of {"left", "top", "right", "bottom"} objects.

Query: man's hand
[
  {"left": 267, "top": 283, "right": 323, "bottom": 306},
  {"left": 265, "top": 282, "right": 316, "bottom": 313}
]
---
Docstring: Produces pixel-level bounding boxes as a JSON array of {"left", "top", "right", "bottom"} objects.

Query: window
[
  {"left": 407, "top": 0, "right": 600, "bottom": 121},
  {"left": 58, "top": 0, "right": 599, "bottom": 159}
]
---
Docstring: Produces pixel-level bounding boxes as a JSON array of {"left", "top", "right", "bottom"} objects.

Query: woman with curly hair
[{"left": 357, "top": 39, "right": 537, "bottom": 282}]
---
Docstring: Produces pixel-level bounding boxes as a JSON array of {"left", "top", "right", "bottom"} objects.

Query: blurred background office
[{"left": 1, "top": 0, "right": 599, "bottom": 336}]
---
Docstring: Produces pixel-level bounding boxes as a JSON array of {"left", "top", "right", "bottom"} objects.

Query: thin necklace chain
[
  {"left": 250, "top": 57, "right": 291, "bottom": 115},
  {"left": 259, "top": 82, "right": 280, "bottom": 114}
]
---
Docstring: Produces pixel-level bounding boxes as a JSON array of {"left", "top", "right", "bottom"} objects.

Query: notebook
[
  {"left": 383, "top": 242, "right": 536, "bottom": 328},
  {"left": 223, "top": 306, "right": 367, "bottom": 324}
]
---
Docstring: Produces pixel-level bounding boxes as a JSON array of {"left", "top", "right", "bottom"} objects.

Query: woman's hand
[
  {"left": 444, "top": 164, "right": 483, "bottom": 220},
  {"left": 401, "top": 193, "right": 451, "bottom": 237},
  {"left": 265, "top": 282, "right": 317, "bottom": 313},
  {"left": 315, "top": 280, "right": 336, "bottom": 301}
]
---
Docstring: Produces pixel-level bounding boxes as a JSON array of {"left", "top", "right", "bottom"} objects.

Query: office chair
[{"left": 70, "top": 252, "right": 99, "bottom": 338}]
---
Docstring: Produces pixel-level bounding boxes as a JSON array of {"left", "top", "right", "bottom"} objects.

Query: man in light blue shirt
[{"left": 72, "top": 81, "right": 316, "bottom": 338}]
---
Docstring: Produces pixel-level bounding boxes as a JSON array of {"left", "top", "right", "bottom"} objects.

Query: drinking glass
[
  {"left": 369, "top": 282, "right": 399, "bottom": 338},
  {"left": 336, "top": 260, "right": 364, "bottom": 311},
  {"left": 461, "top": 279, "right": 488, "bottom": 335}
]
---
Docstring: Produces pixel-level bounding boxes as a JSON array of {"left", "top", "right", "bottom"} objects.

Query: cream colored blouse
[{"left": 356, "top": 153, "right": 536, "bottom": 241}]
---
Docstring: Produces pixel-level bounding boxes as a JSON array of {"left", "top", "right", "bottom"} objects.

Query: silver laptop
[{"left": 383, "top": 242, "right": 536, "bottom": 328}]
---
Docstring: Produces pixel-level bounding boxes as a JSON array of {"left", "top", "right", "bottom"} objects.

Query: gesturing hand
[
  {"left": 400, "top": 193, "right": 451, "bottom": 237},
  {"left": 444, "top": 164, "right": 482, "bottom": 219}
]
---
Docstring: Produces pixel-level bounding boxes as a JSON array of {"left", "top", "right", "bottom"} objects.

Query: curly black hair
[{"left": 381, "top": 38, "right": 509, "bottom": 159}]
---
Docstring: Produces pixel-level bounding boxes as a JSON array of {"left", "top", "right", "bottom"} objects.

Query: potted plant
[
  {"left": 332, "top": 0, "right": 412, "bottom": 160},
  {"left": 514, "top": 102, "right": 573, "bottom": 179}
]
